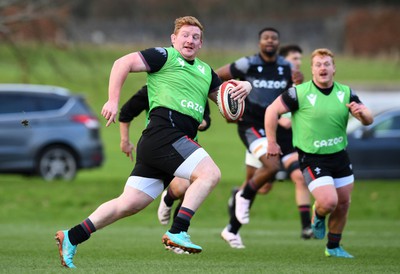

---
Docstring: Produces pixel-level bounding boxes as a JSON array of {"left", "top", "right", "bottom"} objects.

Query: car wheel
[{"left": 37, "top": 146, "right": 77, "bottom": 181}]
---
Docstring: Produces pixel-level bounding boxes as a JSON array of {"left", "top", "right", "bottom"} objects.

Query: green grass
[
  {"left": 1, "top": 43, "right": 400, "bottom": 273},
  {"left": 1, "top": 178, "right": 400, "bottom": 273}
]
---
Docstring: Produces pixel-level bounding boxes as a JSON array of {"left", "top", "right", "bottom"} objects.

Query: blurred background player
[
  {"left": 265, "top": 48, "right": 373, "bottom": 258},
  {"left": 218, "top": 38, "right": 315, "bottom": 248},
  {"left": 279, "top": 44, "right": 304, "bottom": 85},
  {"left": 217, "top": 28, "right": 310, "bottom": 249}
]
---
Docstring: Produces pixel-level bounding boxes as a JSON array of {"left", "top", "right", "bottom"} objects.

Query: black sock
[
  {"left": 228, "top": 194, "right": 256, "bottom": 234},
  {"left": 241, "top": 180, "right": 258, "bottom": 200},
  {"left": 298, "top": 205, "right": 311, "bottom": 229},
  {"left": 68, "top": 218, "right": 96, "bottom": 245},
  {"left": 327, "top": 232, "right": 341, "bottom": 249},
  {"left": 169, "top": 216, "right": 190, "bottom": 233},
  {"left": 169, "top": 207, "right": 194, "bottom": 233},
  {"left": 173, "top": 201, "right": 182, "bottom": 219},
  {"left": 315, "top": 208, "right": 325, "bottom": 220},
  {"left": 164, "top": 188, "right": 176, "bottom": 207}
]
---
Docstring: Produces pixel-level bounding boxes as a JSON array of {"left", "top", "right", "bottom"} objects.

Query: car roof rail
[{"left": 0, "top": 83, "right": 71, "bottom": 96}]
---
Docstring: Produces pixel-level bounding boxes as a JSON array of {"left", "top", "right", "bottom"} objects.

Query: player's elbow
[
  {"left": 361, "top": 111, "right": 374, "bottom": 126},
  {"left": 362, "top": 116, "right": 374, "bottom": 126}
]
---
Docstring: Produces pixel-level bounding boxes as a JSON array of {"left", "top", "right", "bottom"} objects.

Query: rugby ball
[{"left": 217, "top": 81, "right": 245, "bottom": 122}]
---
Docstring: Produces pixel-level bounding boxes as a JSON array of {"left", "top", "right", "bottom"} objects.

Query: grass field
[
  {"left": 1, "top": 176, "right": 400, "bottom": 273},
  {"left": 1, "top": 44, "right": 400, "bottom": 273}
]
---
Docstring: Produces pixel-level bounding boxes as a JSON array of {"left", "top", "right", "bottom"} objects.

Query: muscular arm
[
  {"left": 347, "top": 90, "right": 374, "bottom": 126},
  {"left": 264, "top": 96, "right": 290, "bottom": 157},
  {"left": 215, "top": 58, "right": 252, "bottom": 103},
  {"left": 215, "top": 63, "right": 233, "bottom": 81},
  {"left": 208, "top": 88, "right": 219, "bottom": 104},
  {"left": 346, "top": 102, "right": 374, "bottom": 125},
  {"left": 102, "top": 52, "right": 148, "bottom": 127}
]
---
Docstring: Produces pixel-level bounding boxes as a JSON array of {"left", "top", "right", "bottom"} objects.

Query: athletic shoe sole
[
  {"left": 162, "top": 234, "right": 202, "bottom": 254},
  {"left": 220, "top": 227, "right": 245, "bottom": 249},
  {"left": 55, "top": 231, "right": 69, "bottom": 268}
]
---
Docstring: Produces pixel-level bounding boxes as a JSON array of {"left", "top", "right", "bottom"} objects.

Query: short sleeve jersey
[
  {"left": 282, "top": 80, "right": 362, "bottom": 154},
  {"left": 230, "top": 54, "right": 293, "bottom": 128},
  {"left": 141, "top": 47, "right": 220, "bottom": 124}
]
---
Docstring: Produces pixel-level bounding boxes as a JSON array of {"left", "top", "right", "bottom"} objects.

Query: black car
[
  {"left": 0, "top": 84, "right": 104, "bottom": 181},
  {"left": 347, "top": 107, "right": 400, "bottom": 179}
]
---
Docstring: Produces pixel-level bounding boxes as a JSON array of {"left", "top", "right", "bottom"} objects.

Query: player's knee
[
  {"left": 207, "top": 165, "right": 221, "bottom": 186},
  {"left": 336, "top": 199, "right": 351, "bottom": 213},
  {"left": 291, "top": 171, "right": 307, "bottom": 189},
  {"left": 264, "top": 161, "right": 280, "bottom": 175},
  {"left": 286, "top": 161, "right": 300, "bottom": 177},
  {"left": 194, "top": 164, "right": 221, "bottom": 187},
  {"left": 170, "top": 178, "right": 190, "bottom": 197},
  {"left": 319, "top": 198, "right": 338, "bottom": 214},
  {"left": 260, "top": 155, "right": 280, "bottom": 173},
  {"left": 271, "top": 161, "right": 281, "bottom": 173}
]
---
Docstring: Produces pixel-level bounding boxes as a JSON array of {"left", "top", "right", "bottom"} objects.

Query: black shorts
[
  {"left": 131, "top": 111, "right": 202, "bottom": 188},
  {"left": 298, "top": 149, "right": 353, "bottom": 185},
  {"left": 238, "top": 125, "right": 264, "bottom": 149},
  {"left": 238, "top": 124, "right": 295, "bottom": 157}
]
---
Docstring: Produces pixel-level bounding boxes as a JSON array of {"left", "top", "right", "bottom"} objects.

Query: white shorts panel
[
  {"left": 174, "top": 148, "right": 209, "bottom": 179},
  {"left": 125, "top": 176, "right": 164, "bottom": 199},
  {"left": 245, "top": 150, "right": 262, "bottom": 168},
  {"left": 334, "top": 175, "right": 354, "bottom": 188},
  {"left": 308, "top": 176, "right": 334, "bottom": 192},
  {"left": 281, "top": 152, "right": 296, "bottom": 165},
  {"left": 248, "top": 137, "right": 268, "bottom": 159}
]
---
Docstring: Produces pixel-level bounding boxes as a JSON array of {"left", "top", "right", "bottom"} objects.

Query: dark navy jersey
[{"left": 230, "top": 54, "right": 293, "bottom": 128}]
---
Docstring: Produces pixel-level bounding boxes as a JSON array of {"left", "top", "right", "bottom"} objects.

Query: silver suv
[{"left": 0, "top": 84, "right": 104, "bottom": 180}]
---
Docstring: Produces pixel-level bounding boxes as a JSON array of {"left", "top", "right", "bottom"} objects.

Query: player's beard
[
  {"left": 264, "top": 49, "right": 277, "bottom": 57},
  {"left": 262, "top": 47, "right": 277, "bottom": 58}
]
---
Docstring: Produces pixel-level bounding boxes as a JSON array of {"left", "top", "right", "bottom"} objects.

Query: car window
[
  {"left": 373, "top": 113, "right": 400, "bottom": 138},
  {"left": 0, "top": 93, "right": 67, "bottom": 114}
]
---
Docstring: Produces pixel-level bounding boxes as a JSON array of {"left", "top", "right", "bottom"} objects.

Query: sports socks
[
  {"left": 315, "top": 208, "right": 325, "bottom": 220},
  {"left": 164, "top": 188, "right": 177, "bottom": 207},
  {"left": 172, "top": 201, "right": 183, "bottom": 220},
  {"left": 68, "top": 218, "right": 96, "bottom": 245},
  {"left": 327, "top": 232, "right": 342, "bottom": 249},
  {"left": 169, "top": 207, "right": 195, "bottom": 233},
  {"left": 228, "top": 193, "right": 257, "bottom": 234},
  {"left": 298, "top": 204, "right": 311, "bottom": 229},
  {"left": 228, "top": 216, "right": 242, "bottom": 234},
  {"left": 241, "top": 179, "right": 258, "bottom": 200}
]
